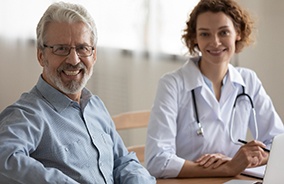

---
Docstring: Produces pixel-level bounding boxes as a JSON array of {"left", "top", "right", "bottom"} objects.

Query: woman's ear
[{"left": 236, "top": 33, "right": 241, "bottom": 41}]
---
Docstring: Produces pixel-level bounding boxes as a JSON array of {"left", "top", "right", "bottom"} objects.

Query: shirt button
[{"left": 65, "top": 147, "right": 69, "bottom": 152}]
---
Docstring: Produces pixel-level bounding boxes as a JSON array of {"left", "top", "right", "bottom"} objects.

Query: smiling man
[
  {"left": 39, "top": 21, "right": 95, "bottom": 102},
  {"left": 0, "top": 2, "right": 155, "bottom": 184}
]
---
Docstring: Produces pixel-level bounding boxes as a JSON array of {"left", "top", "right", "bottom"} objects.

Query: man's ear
[
  {"left": 92, "top": 48, "right": 97, "bottom": 64},
  {"left": 37, "top": 48, "right": 45, "bottom": 67}
]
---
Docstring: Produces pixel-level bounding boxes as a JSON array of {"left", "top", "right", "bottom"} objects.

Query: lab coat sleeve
[
  {"left": 245, "top": 70, "right": 284, "bottom": 147},
  {"left": 145, "top": 74, "right": 185, "bottom": 178}
]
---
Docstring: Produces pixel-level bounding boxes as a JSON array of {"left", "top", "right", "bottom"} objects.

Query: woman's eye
[
  {"left": 220, "top": 30, "right": 230, "bottom": 36},
  {"left": 199, "top": 32, "right": 209, "bottom": 37}
]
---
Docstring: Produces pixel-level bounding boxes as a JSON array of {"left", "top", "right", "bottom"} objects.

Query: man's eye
[
  {"left": 55, "top": 46, "right": 68, "bottom": 51},
  {"left": 78, "top": 46, "right": 88, "bottom": 51}
]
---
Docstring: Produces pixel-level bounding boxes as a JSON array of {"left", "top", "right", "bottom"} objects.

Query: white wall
[
  {"left": 238, "top": 0, "right": 284, "bottom": 121},
  {"left": 0, "top": 40, "right": 41, "bottom": 111}
]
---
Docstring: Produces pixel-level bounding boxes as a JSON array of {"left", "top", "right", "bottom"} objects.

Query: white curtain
[
  {"left": 0, "top": 0, "right": 199, "bottom": 55},
  {"left": 0, "top": 0, "right": 199, "bottom": 113}
]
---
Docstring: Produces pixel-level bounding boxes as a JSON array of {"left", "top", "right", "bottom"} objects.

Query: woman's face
[{"left": 195, "top": 11, "right": 240, "bottom": 67}]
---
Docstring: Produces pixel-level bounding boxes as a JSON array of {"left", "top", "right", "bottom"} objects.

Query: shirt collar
[
  {"left": 180, "top": 57, "right": 246, "bottom": 91},
  {"left": 227, "top": 64, "right": 246, "bottom": 87},
  {"left": 35, "top": 76, "right": 92, "bottom": 113},
  {"left": 181, "top": 57, "right": 204, "bottom": 92}
]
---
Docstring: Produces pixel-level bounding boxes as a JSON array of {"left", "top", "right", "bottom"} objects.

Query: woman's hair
[
  {"left": 182, "top": 0, "right": 254, "bottom": 55},
  {"left": 36, "top": 2, "right": 98, "bottom": 49}
]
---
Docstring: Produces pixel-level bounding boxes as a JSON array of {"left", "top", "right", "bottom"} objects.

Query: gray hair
[{"left": 36, "top": 2, "right": 98, "bottom": 49}]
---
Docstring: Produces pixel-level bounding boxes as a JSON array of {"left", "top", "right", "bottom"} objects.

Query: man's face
[{"left": 37, "top": 22, "right": 96, "bottom": 100}]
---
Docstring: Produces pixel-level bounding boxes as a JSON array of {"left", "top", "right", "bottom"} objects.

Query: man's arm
[
  {"left": 109, "top": 124, "right": 155, "bottom": 183},
  {"left": 0, "top": 109, "right": 79, "bottom": 184},
  {"left": 113, "top": 152, "right": 156, "bottom": 184},
  {"left": 0, "top": 150, "right": 79, "bottom": 184}
]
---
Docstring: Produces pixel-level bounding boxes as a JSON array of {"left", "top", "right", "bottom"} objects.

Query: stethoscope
[{"left": 191, "top": 86, "right": 259, "bottom": 143}]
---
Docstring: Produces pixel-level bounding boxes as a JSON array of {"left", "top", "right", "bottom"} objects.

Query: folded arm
[{"left": 178, "top": 140, "right": 269, "bottom": 178}]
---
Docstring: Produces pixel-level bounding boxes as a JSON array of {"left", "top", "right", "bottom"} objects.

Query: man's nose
[{"left": 66, "top": 48, "right": 80, "bottom": 65}]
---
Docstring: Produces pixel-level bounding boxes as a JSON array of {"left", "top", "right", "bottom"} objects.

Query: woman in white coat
[{"left": 145, "top": 0, "right": 284, "bottom": 179}]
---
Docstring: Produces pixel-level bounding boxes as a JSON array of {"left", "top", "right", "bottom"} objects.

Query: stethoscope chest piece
[{"left": 197, "top": 122, "right": 204, "bottom": 136}]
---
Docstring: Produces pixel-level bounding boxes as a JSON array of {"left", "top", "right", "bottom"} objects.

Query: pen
[{"left": 238, "top": 139, "right": 270, "bottom": 153}]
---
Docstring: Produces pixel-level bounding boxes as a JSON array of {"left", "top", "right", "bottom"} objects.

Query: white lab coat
[{"left": 145, "top": 57, "right": 284, "bottom": 178}]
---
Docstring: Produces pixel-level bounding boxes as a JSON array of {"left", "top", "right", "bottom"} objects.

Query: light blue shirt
[
  {"left": 0, "top": 76, "right": 155, "bottom": 184},
  {"left": 145, "top": 57, "right": 284, "bottom": 178}
]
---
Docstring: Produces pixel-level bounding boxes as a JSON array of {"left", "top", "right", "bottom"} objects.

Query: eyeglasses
[{"left": 43, "top": 44, "right": 95, "bottom": 57}]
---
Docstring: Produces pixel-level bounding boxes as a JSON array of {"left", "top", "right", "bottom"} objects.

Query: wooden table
[{"left": 157, "top": 174, "right": 261, "bottom": 184}]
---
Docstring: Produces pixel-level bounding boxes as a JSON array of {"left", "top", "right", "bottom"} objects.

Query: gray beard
[
  {"left": 43, "top": 59, "right": 93, "bottom": 95},
  {"left": 50, "top": 69, "right": 92, "bottom": 95}
]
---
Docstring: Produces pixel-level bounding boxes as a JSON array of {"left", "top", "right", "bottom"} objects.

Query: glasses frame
[{"left": 43, "top": 44, "right": 95, "bottom": 57}]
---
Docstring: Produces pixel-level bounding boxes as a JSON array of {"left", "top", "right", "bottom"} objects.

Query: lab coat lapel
[
  {"left": 182, "top": 58, "right": 221, "bottom": 120},
  {"left": 219, "top": 77, "right": 236, "bottom": 107},
  {"left": 200, "top": 65, "right": 244, "bottom": 120},
  {"left": 220, "top": 65, "right": 246, "bottom": 107},
  {"left": 182, "top": 59, "right": 246, "bottom": 123},
  {"left": 200, "top": 85, "right": 221, "bottom": 120}
]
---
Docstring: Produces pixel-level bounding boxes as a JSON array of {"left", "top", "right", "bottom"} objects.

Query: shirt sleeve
[
  {"left": 113, "top": 152, "right": 156, "bottom": 183},
  {"left": 97, "top": 97, "right": 156, "bottom": 184},
  {"left": 0, "top": 108, "right": 79, "bottom": 184},
  {"left": 145, "top": 75, "right": 186, "bottom": 178}
]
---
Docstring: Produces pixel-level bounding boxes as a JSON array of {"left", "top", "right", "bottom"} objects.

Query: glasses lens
[
  {"left": 53, "top": 45, "right": 70, "bottom": 56},
  {"left": 49, "top": 45, "right": 93, "bottom": 57},
  {"left": 76, "top": 46, "right": 93, "bottom": 57}
]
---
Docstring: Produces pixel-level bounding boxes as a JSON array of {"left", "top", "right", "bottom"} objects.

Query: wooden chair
[{"left": 112, "top": 110, "right": 150, "bottom": 163}]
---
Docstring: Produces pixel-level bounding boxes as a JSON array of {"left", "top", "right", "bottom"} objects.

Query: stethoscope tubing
[
  {"left": 192, "top": 86, "right": 258, "bottom": 142},
  {"left": 191, "top": 90, "right": 204, "bottom": 136}
]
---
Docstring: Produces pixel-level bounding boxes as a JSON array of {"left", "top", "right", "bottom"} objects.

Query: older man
[{"left": 0, "top": 2, "right": 155, "bottom": 184}]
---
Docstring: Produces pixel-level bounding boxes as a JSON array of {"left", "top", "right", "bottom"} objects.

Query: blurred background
[{"left": 1, "top": 0, "right": 284, "bottom": 146}]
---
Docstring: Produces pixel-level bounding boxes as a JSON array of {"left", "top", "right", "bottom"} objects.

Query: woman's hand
[
  {"left": 238, "top": 140, "right": 269, "bottom": 168},
  {"left": 195, "top": 153, "right": 231, "bottom": 169},
  {"left": 225, "top": 140, "right": 269, "bottom": 175}
]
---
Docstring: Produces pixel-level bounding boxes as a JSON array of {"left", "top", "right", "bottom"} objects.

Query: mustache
[{"left": 57, "top": 62, "right": 86, "bottom": 72}]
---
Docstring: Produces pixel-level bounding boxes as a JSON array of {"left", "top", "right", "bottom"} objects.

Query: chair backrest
[{"left": 112, "top": 110, "right": 150, "bottom": 163}]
